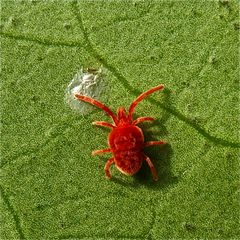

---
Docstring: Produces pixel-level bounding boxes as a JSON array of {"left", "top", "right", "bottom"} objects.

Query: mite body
[
  {"left": 109, "top": 124, "right": 144, "bottom": 176},
  {"left": 75, "top": 85, "right": 166, "bottom": 181}
]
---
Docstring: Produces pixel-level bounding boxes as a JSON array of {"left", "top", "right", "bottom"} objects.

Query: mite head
[{"left": 117, "top": 107, "right": 130, "bottom": 125}]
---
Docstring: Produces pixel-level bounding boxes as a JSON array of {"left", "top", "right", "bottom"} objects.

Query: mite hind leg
[
  {"left": 143, "top": 154, "right": 158, "bottom": 181},
  {"left": 104, "top": 157, "right": 115, "bottom": 179}
]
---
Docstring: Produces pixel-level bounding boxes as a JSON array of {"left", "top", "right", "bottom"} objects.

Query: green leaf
[{"left": 1, "top": 0, "right": 239, "bottom": 239}]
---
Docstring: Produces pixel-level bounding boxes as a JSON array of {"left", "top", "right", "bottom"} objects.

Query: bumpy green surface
[{"left": 1, "top": 0, "right": 239, "bottom": 239}]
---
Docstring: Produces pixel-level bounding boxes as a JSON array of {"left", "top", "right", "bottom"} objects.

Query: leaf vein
[
  {"left": 0, "top": 31, "right": 82, "bottom": 48},
  {"left": 0, "top": 186, "right": 26, "bottom": 239}
]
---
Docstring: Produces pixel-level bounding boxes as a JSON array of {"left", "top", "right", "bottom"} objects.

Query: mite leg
[
  {"left": 128, "top": 84, "right": 164, "bottom": 119},
  {"left": 92, "top": 148, "right": 111, "bottom": 156},
  {"left": 75, "top": 94, "right": 118, "bottom": 124},
  {"left": 144, "top": 141, "right": 166, "bottom": 147},
  {"left": 92, "top": 121, "right": 115, "bottom": 129},
  {"left": 132, "top": 117, "right": 155, "bottom": 125},
  {"left": 104, "top": 157, "right": 115, "bottom": 179},
  {"left": 144, "top": 154, "right": 158, "bottom": 181}
]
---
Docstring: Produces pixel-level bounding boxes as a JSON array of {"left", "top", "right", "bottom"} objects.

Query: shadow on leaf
[{"left": 135, "top": 142, "right": 178, "bottom": 189}]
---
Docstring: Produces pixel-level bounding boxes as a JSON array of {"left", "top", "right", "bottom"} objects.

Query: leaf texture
[{"left": 1, "top": 0, "right": 239, "bottom": 239}]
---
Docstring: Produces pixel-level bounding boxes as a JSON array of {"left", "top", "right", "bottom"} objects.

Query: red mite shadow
[
  {"left": 111, "top": 87, "right": 179, "bottom": 189},
  {"left": 135, "top": 130, "right": 177, "bottom": 189}
]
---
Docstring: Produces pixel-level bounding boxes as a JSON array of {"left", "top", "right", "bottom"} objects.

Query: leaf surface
[{"left": 1, "top": 0, "right": 239, "bottom": 239}]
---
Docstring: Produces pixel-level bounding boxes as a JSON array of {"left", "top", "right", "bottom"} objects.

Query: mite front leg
[
  {"left": 92, "top": 148, "right": 111, "bottom": 156},
  {"left": 92, "top": 121, "right": 115, "bottom": 129},
  {"left": 128, "top": 84, "right": 164, "bottom": 119},
  {"left": 144, "top": 154, "right": 158, "bottom": 181},
  {"left": 104, "top": 157, "right": 115, "bottom": 179},
  {"left": 144, "top": 141, "right": 166, "bottom": 147},
  {"left": 132, "top": 117, "right": 155, "bottom": 125},
  {"left": 75, "top": 94, "right": 118, "bottom": 124}
]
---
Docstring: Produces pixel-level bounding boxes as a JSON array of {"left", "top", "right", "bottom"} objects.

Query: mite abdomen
[{"left": 114, "top": 150, "right": 143, "bottom": 176}]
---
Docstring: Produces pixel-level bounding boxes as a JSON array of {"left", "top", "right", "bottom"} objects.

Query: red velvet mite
[{"left": 75, "top": 85, "right": 166, "bottom": 181}]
